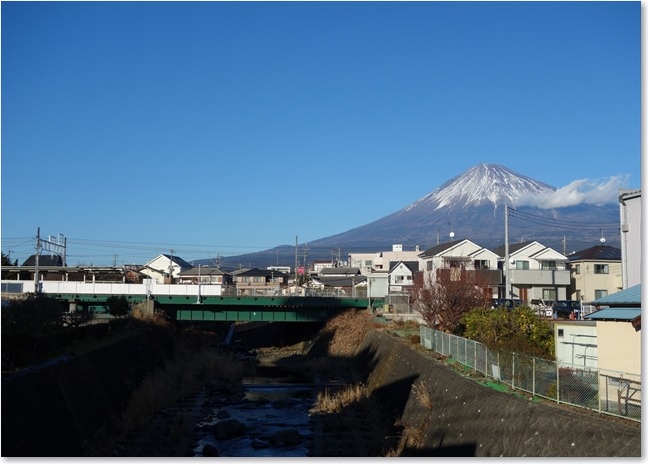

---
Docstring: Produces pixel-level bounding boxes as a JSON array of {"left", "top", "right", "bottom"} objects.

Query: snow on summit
[{"left": 405, "top": 163, "right": 555, "bottom": 211}]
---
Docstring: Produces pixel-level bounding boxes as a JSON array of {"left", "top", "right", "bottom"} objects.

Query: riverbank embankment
[{"left": 355, "top": 330, "right": 641, "bottom": 457}]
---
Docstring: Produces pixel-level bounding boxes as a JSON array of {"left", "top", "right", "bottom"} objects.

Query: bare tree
[{"left": 410, "top": 268, "right": 491, "bottom": 333}]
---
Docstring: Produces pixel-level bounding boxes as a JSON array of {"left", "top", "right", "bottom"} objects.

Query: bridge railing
[
  {"left": 0, "top": 280, "right": 223, "bottom": 298},
  {"left": 1, "top": 280, "right": 377, "bottom": 301}
]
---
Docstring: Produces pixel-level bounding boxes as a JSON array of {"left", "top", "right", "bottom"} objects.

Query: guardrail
[{"left": 420, "top": 326, "right": 640, "bottom": 422}]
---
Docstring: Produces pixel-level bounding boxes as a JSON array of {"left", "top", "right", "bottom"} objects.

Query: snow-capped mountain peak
[{"left": 405, "top": 163, "right": 555, "bottom": 211}]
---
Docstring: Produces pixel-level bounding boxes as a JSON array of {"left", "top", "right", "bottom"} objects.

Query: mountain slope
[{"left": 207, "top": 164, "right": 621, "bottom": 270}]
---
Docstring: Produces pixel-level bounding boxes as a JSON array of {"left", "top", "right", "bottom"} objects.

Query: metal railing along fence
[{"left": 420, "top": 326, "right": 640, "bottom": 422}]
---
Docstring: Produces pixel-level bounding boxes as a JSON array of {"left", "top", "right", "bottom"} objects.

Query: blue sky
[{"left": 1, "top": 1, "right": 641, "bottom": 266}]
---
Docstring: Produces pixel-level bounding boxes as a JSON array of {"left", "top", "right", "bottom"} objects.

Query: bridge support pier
[{"left": 142, "top": 299, "right": 155, "bottom": 316}]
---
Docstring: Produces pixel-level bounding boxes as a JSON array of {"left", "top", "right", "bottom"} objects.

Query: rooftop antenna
[
  {"left": 449, "top": 222, "right": 455, "bottom": 239},
  {"left": 600, "top": 229, "right": 606, "bottom": 243}
]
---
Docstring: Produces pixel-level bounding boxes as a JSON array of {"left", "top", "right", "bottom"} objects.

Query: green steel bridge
[{"left": 53, "top": 292, "right": 383, "bottom": 322}]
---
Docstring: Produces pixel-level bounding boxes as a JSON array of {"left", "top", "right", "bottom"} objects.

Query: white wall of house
[
  {"left": 388, "top": 262, "right": 414, "bottom": 290},
  {"left": 468, "top": 247, "right": 499, "bottom": 270},
  {"left": 349, "top": 244, "right": 422, "bottom": 276},
  {"left": 367, "top": 271, "right": 389, "bottom": 299},
  {"left": 508, "top": 242, "right": 568, "bottom": 271},
  {"left": 619, "top": 189, "right": 641, "bottom": 289},
  {"left": 423, "top": 240, "right": 484, "bottom": 272},
  {"left": 554, "top": 321, "right": 598, "bottom": 369}
]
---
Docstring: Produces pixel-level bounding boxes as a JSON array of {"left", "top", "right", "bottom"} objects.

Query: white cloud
[{"left": 515, "top": 175, "right": 630, "bottom": 209}]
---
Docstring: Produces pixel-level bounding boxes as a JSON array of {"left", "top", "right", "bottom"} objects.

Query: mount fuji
[{"left": 210, "top": 164, "right": 622, "bottom": 270}]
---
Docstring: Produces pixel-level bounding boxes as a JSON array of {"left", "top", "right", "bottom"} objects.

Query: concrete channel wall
[
  {"left": 355, "top": 330, "right": 641, "bottom": 457},
  {"left": 1, "top": 328, "right": 175, "bottom": 457}
]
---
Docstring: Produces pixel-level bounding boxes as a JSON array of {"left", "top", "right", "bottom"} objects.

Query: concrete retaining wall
[
  {"left": 355, "top": 331, "right": 641, "bottom": 457},
  {"left": 1, "top": 328, "right": 175, "bottom": 457}
]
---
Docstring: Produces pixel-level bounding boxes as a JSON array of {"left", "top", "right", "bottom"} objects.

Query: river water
[{"left": 193, "top": 366, "right": 333, "bottom": 457}]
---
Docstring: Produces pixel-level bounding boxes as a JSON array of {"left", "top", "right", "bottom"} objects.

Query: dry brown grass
[
  {"left": 320, "top": 309, "right": 374, "bottom": 357},
  {"left": 131, "top": 303, "right": 170, "bottom": 326},
  {"left": 83, "top": 323, "right": 249, "bottom": 455},
  {"left": 384, "top": 419, "right": 425, "bottom": 456},
  {"left": 413, "top": 380, "right": 433, "bottom": 410},
  {"left": 119, "top": 340, "right": 246, "bottom": 433},
  {"left": 317, "top": 382, "right": 367, "bottom": 413}
]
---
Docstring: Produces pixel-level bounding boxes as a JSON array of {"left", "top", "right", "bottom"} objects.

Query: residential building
[
  {"left": 585, "top": 284, "right": 641, "bottom": 376},
  {"left": 348, "top": 244, "right": 422, "bottom": 276},
  {"left": 567, "top": 245, "right": 622, "bottom": 303},
  {"left": 618, "top": 189, "right": 641, "bottom": 289},
  {"left": 233, "top": 268, "right": 288, "bottom": 296},
  {"left": 418, "top": 239, "right": 502, "bottom": 299},
  {"left": 554, "top": 320, "right": 598, "bottom": 369},
  {"left": 139, "top": 254, "right": 193, "bottom": 284},
  {"left": 388, "top": 261, "right": 419, "bottom": 293},
  {"left": 493, "top": 241, "right": 569, "bottom": 303},
  {"left": 584, "top": 284, "right": 641, "bottom": 416},
  {"left": 178, "top": 266, "right": 232, "bottom": 285},
  {"left": 311, "top": 260, "right": 336, "bottom": 274},
  {"left": 313, "top": 267, "right": 363, "bottom": 296}
]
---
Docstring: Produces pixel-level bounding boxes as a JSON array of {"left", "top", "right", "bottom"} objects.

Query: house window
[
  {"left": 595, "top": 289, "right": 608, "bottom": 299},
  {"left": 575, "top": 264, "right": 580, "bottom": 274},
  {"left": 541, "top": 261, "right": 556, "bottom": 270},
  {"left": 364, "top": 260, "right": 373, "bottom": 267},
  {"left": 395, "top": 275, "right": 404, "bottom": 283},
  {"left": 543, "top": 289, "right": 557, "bottom": 301},
  {"left": 474, "top": 260, "right": 488, "bottom": 269},
  {"left": 558, "top": 329, "right": 564, "bottom": 338},
  {"left": 427, "top": 261, "right": 434, "bottom": 271},
  {"left": 515, "top": 261, "right": 529, "bottom": 270},
  {"left": 594, "top": 264, "right": 609, "bottom": 274}
]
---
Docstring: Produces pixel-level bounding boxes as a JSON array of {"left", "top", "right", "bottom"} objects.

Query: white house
[
  {"left": 348, "top": 244, "right": 422, "bottom": 276},
  {"left": 139, "top": 254, "right": 193, "bottom": 284},
  {"left": 494, "top": 241, "right": 569, "bottom": 303},
  {"left": 418, "top": 239, "right": 502, "bottom": 298},
  {"left": 388, "top": 261, "right": 419, "bottom": 293}
]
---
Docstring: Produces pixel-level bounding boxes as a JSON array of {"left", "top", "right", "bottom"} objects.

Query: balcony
[{"left": 508, "top": 269, "right": 570, "bottom": 286}]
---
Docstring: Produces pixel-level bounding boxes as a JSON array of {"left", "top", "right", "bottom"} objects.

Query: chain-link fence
[{"left": 420, "top": 326, "right": 640, "bottom": 422}]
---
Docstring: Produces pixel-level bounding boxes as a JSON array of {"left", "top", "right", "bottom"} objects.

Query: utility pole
[
  {"left": 294, "top": 236, "right": 298, "bottom": 288},
  {"left": 562, "top": 236, "right": 567, "bottom": 256},
  {"left": 168, "top": 249, "right": 175, "bottom": 284},
  {"left": 34, "top": 227, "right": 41, "bottom": 294},
  {"left": 505, "top": 205, "right": 510, "bottom": 299}
]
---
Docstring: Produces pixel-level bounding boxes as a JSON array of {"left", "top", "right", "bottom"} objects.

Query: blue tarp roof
[
  {"left": 591, "top": 284, "right": 641, "bottom": 305},
  {"left": 585, "top": 307, "right": 641, "bottom": 321}
]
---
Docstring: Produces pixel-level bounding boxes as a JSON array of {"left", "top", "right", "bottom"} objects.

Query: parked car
[
  {"left": 552, "top": 300, "right": 581, "bottom": 319},
  {"left": 491, "top": 298, "right": 523, "bottom": 309},
  {"left": 530, "top": 299, "right": 554, "bottom": 317}
]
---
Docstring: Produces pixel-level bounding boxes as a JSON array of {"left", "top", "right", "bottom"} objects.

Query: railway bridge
[{"left": 1, "top": 280, "right": 383, "bottom": 322}]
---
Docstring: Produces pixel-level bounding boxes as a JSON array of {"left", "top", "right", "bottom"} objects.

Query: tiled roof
[
  {"left": 236, "top": 268, "right": 275, "bottom": 277},
  {"left": 22, "top": 254, "right": 65, "bottom": 266},
  {"left": 492, "top": 241, "right": 535, "bottom": 257},
  {"left": 419, "top": 239, "right": 465, "bottom": 257},
  {"left": 568, "top": 245, "right": 621, "bottom": 262},
  {"left": 161, "top": 254, "right": 193, "bottom": 269},
  {"left": 320, "top": 267, "right": 361, "bottom": 275},
  {"left": 389, "top": 261, "right": 419, "bottom": 273}
]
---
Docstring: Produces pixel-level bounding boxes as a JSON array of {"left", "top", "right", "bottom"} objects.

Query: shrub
[{"left": 106, "top": 296, "right": 130, "bottom": 318}]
